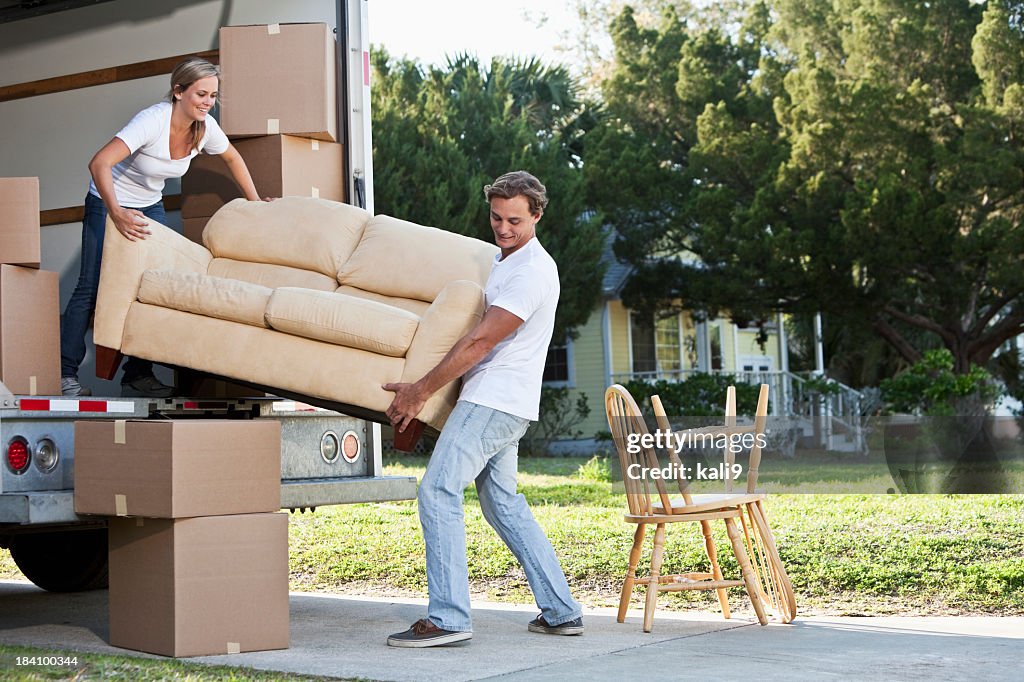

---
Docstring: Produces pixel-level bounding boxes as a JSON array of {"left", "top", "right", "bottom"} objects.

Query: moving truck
[{"left": 0, "top": 0, "right": 417, "bottom": 592}]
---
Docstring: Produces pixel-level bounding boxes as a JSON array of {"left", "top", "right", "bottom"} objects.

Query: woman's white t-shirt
[{"left": 88, "top": 101, "right": 229, "bottom": 207}]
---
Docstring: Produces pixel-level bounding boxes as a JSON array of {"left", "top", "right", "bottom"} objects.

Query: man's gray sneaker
[
  {"left": 60, "top": 377, "right": 91, "bottom": 397},
  {"left": 528, "top": 614, "right": 584, "bottom": 635},
  {"left": 387, "top": 619, "right": 472, "bottom": 648},
  {"left": 121, "top": 375, "right": 174, "bottom": 398}
]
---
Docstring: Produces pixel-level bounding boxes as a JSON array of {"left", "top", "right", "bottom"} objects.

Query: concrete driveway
[{"left": 1, "top": 579, "right": 1022, "bottom": 680}]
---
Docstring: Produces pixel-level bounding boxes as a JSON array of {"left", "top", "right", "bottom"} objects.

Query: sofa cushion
[
  {"left": 137, "top": 270, "right": 272, "bottom": 328},
  {"left": 264, "top": 288, "right": 420, "bottom": 357},
  {"left": 209, "top": 258, "right": 338, "bottom": 292},
  {"left": 204, "top": 196, "right": 371, "bottom": 278},
  {"left": 336, "top": 215, "right": 498, "bottom": 302},
  {"left": 335, "top": 285, "right": 431, "bottom": 317}
]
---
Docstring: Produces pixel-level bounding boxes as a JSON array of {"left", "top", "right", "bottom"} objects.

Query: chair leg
[
  {"left": 724, "top": 517, "right": 768, "bottom": 625},
  {"left": 700, "top": 519, "right": 731, "bottom": 619},
  {"left": 618, "top": 524, "right": 646, "bottom": 623},
  {"left": 643, "top": 523, "right": 667, "bottom": 633},
  {"left": 748, "top": 501, "right": 797, "bottom": 623}
]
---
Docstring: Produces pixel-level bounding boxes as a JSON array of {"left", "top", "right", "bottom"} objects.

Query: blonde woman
[{"left": 60, "top": 57, "right": 265, "bottom": 397}]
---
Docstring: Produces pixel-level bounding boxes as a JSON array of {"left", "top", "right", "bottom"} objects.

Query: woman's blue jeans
[
  {"left": 59, "top": 193, "right": 164, "bottom": 383},
  {"left": 418, "top": 400, "right": 582, "bottom": 632}
]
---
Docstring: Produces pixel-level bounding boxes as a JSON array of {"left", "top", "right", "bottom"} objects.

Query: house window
[
  {"left": 631, "top": 311, "right": 681, "bottom": 376},
  {"left": 543, "top": 341, "right": 572, "bottom": 385},
  {"left": 655, "top": 314, "right": 682, "bottom": 372}
]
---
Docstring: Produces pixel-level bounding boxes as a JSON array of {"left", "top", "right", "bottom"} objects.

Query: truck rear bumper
[
  {"left": 0, "top": 491, "right": 80, "bottom": 525},
  {"left": 0, "top": 476, "right": 417, "bottom": 526}
]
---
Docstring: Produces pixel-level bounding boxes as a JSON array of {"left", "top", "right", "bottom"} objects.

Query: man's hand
[{"left": 383, "top": 381, "right": 429, "bottom": 434}]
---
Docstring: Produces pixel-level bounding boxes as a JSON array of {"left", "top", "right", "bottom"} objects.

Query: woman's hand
[{"left": 112, "top": 208, "right": 151, "bottom": 241}]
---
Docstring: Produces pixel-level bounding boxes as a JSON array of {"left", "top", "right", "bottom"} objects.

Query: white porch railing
[{"left": 610, "top": 369, "right": 875, "bottom": 451}]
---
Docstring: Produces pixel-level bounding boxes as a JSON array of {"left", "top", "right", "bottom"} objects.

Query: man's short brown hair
[{"left": 483, "top": 171, "right": 548, "bottom": 215}]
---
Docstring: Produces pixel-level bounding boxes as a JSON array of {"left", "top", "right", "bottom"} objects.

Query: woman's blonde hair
[{"left": 167, "top": 57, "right": 220, "bottom": 153}]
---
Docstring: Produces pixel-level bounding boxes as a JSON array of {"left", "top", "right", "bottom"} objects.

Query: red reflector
[
  {"left": 7, "top": 439, "right": 30, "bottom": 472},
  {"left": 77, "top": 400, "right": 106, "bottom": 412},
  {"left": 20, "top": 399, "right": 49, "bottom": 411},
  {"left": 184, "top": 401, "right": 199, "bottom": 409}
]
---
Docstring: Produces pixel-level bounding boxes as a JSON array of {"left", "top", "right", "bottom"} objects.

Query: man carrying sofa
[{"left": 383, "top": 171, "right": 583, "bottom": 648}]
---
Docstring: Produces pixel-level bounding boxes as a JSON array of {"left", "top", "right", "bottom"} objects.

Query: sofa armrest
[
  {"left": 401, "top": 280, "right": 485, "bottom": 424},
  {"left": 94, "top": 216, "right": 213, "bottom": 350}
]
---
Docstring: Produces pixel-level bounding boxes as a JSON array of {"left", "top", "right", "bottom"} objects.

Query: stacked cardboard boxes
[
  {"left": 74, "top": 419, "right": 289, "bottom": 657},
  {"left": 0, "top": 177, "right": 60, "bottom": 396},
  {"left": 178, "top": 23, "right": 345, "bottom": 399},
  {"left": 180, "top": 22, "right": 345, "bottom": 245},
  {"left": 181, "top": 134, "right": 344, "bottom": 243}
]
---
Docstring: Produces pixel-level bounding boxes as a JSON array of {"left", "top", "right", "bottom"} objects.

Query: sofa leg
[
  {"left": 94, "top": 346, "right": 123, "bottom": 380},
  {"left": 393, "top": 420, "right": 426, "bottom": 452}
]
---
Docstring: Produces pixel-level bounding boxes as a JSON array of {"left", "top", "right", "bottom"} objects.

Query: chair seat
[{"left": 651, "top": 492, "right": 766, "bottom": 515}]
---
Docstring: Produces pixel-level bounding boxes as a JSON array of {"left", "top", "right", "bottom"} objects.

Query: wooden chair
[
  {"left": 605, "top": 383, "right": 795, "bottom": 632},
  {"left": 650, "top": 385, "right": 797, "bottom": 625}
]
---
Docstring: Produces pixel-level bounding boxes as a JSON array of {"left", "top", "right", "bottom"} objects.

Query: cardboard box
[
  {"left": 74, "top": 419, "right": 281, "bottom": 518},
  {"left": 0, "top": 177, "right": 40, "bottom": 268},
  {"left": 181, "top": 135, "right": 345, "bottom": 219},
  {"left": 108, "top": 513, "right": 289, "bottom": 657},
  {"left": 219, "top": 23, "right": 337, "bottom": 141},
  {"left": 0, "top": 264, "right": 60, "bottom": 395}
]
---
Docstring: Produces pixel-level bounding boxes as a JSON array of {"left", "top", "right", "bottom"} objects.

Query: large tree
[
  {"left": 587, "top": 0, "right": 1024, "bottom": 374},
  {"left": 370, "top": 50, "right": 606, "bottom": 340}
]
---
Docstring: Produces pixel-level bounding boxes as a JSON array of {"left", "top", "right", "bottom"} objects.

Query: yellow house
[{"left": 543, "top": 234, "right": 786, "bottom": 441}]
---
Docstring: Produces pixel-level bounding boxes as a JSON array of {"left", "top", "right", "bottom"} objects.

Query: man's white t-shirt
[
  {"left": 88, "top": 101, "right": 229, "bottom": 207},
  {"left": 460, "top": 237, "right": 559, "bottom": 421}
]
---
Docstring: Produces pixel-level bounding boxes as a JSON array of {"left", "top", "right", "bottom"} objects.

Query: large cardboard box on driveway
[
  {"left": 181, "top": 134, "right": 345, "bottom": 223},
  {"left": 219, "top": 23, "right": 337, "bottom": 141},
  {"left": 0, "top": 177, "right": 40, "bottom": 268},
  {"left": 0, "top": 264, "right": 60, "bottom": 395},
  {"left": 108, "top": 512, "right": 289, "bottom": 657},
  {"left": 74, "top": 419, "right": 280, "bottom": 517}
]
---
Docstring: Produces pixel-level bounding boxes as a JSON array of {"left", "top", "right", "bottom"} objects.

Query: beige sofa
[{"left": 94, "top": 196, "right": 498, "bottom": 449}]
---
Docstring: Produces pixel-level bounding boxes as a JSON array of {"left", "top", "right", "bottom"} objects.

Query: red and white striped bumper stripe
[{"left": 19, "top": 399, "right": 135, "bottom": 413}]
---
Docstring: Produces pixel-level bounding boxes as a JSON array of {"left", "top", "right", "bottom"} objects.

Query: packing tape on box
[
  {"left": 311, "top": 140, "right": 319, "bottom": 151},
  {"left": 114, "top": 420, "right": 126, "bottom": 444},
  {"left": 311, "top": 187, "right": 319, "bottom": 198},
  {"left": 267, "top": 23, "right": 280, "bottom": 35},
  {"left": 267, "top": 118, "right": 280, "bottom": 135},
  {"left": 29, "top": 376, "right": 37, "bottom": 396},
  {"left": 115, "top": 494, "right": 127, "bottom": 516},
  {"left": 227, "top": 642, "right": 241, "bottom": 655}
]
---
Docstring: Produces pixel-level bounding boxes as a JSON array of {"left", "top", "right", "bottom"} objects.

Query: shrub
[
  {"left": 522, "top": 386, "right": 591, "bottom": 455},
  {"left": 622, "top": 373, "right": 762, "bottom": 418},
  {"left": 880, "top": 349, "right": 999, "bottom": 416}
]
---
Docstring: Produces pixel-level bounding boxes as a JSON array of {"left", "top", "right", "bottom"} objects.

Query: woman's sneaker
[
  {"left": 60, "top": 377, "right": 91, "bottom": 397},
  {"left": 387, "top": 619, "right": 472, "bottom": 648},
  {"left": 528, "top": 614, "right": 584, "bottom": 635}
]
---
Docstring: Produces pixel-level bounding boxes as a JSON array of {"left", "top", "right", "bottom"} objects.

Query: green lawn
[{"left": 2, "top": 454, "right": 1022, "bottom": 617}]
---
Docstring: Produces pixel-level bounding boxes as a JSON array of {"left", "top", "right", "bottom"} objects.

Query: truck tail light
[
  {"left": 35, "top": 438, "right": 59, "bottom": 472},
  {"left": 7, "top": 437, "right": 30, "bottom": 474},
  {"left": 342, "top": 430, "right": 361, "bottom": 463}
]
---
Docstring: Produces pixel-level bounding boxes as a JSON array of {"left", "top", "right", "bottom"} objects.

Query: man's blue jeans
[
  {"left": 418, "top": 400, "right": 582, "bottom": 632},
  {"left": 60, "top": 193, "right": 164, "bottom": 383}
]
